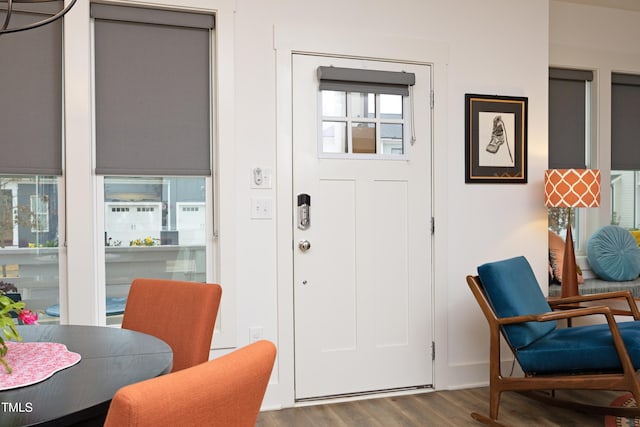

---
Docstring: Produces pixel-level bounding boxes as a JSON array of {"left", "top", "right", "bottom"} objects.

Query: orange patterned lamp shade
[{"left": 544, "top": 169, "right": 601, "bottom": 208}]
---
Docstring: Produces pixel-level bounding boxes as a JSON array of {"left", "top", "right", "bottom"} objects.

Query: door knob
[{"left": 298, "top": 240, "right": 311, "bottom": 252}]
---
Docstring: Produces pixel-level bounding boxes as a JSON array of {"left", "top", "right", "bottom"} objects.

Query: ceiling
[{"left": 555, "top": 0, "right": 640, "bottom": 12}]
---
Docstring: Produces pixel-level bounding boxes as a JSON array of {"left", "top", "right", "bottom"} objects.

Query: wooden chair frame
[{"left": 467, "top": 274, "right": 640, "bottom": 426}]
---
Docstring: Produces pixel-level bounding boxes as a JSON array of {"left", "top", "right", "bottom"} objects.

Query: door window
[{"left": 319, "top": 90, "right": 408, "bottom": 158}]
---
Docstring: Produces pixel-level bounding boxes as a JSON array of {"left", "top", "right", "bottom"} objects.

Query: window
[
  {"left": 103, "top": 177, "right": 207, "bottom": 324},
  {"left": 0, "top": 176, "right": 60, "bottom": 323},
  {"left": 548, "top": 68, "right": 594, "bottom": 249},
  {"left": 0, "top": 9, "right": 62, "bottom": 324},
  {"left": 92, "top": 4, "right": 214, "bottom": 324},
  {"left": 317, "top": 66, "right": 415, "bottom": 159},
  {"left": 611, "top": 73, "right": 640, "bottom": 229},
  {"left": 320, "top": 91, "right": 408, "bottom": 156}
]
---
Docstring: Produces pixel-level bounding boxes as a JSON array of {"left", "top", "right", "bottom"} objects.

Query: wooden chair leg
[
  {"left": 489, "top": 388, "right": 501, "bottom": 420},
  {"left": 470, "top": 384, "right": 505, "bottom": 426},
  {"left": 471, "top": 411, "right": 508, "bottom": 427}
]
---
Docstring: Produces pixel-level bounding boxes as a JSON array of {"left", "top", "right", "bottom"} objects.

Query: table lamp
[{"left": 544, "top": 169, "right": 601, "bottom": 297}]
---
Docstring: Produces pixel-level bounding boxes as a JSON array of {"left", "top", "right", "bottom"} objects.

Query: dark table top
[{"left": 0, "top": 324, "right": 173, "bottom": 426}]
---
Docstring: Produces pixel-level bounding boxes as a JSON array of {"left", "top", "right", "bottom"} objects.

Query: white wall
[
  {"left": 61, "top": 0, "right": 553, "bottom": 409},
  {"left": 229, "top": 0, "right": 550, "bottom": 406}
]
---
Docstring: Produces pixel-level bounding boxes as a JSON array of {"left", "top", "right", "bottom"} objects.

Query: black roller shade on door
[{"left": 317, "top": 66, "right": 415, "bottom": 96}]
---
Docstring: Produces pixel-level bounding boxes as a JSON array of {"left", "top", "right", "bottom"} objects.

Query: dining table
[{"left": 0, "top": 324, "right": 173, "bottom": 426}]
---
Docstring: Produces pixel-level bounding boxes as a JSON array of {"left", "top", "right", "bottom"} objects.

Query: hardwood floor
[{"left": 257, "top": 387, "right": 621, "bottom": 426}]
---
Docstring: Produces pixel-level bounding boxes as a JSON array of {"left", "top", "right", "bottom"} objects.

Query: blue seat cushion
[
  {"left": 587, "top": 225, "right": 640, "bottom": 282},
  {"left": 478, "top": 256, "right": 556, "bottom": 349},
  {"left": 517, "top": 321, "right": 640, "bottom": 374}
]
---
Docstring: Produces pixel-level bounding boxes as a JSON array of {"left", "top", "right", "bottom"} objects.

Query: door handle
[{"left": 298, "top": 240, "right": 311, "bottom": 252}]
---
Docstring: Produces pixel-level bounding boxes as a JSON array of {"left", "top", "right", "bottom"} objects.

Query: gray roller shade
[
  {"left": 612, "top": 73, "right": 640, "bottom": 170},
  {"left": 92, "top": 5, "right": 213, "bottom": 176},
  {"left": 317, "top": 66, "right": 415, "bottom": 96},
  {"left": 90, "top": 4, "right": 214, "bottom": 29},
  {"left": 0, "top": 9, "right": 62, "bottom": 175},
  {"left": 548, "top": 68, "right": 593, "bottom": 169}
]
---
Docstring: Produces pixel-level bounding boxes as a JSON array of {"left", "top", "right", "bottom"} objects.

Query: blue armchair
[{"left": 468, "top": 256, "right": 640, "bottom": 425}]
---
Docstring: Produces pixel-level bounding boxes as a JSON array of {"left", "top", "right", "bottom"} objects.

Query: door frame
[{"left": 274, "top": 26, "right": 450, "bottom": 407}]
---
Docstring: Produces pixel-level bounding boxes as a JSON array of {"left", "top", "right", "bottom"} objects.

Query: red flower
[{"left": 18, "top": 309, "right": 38, "bottom": 325}]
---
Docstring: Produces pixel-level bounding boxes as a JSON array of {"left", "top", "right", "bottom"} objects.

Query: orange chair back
[
  {"left": 104, "top": 340, "right": 277, "bottom": 427},
  {"left": 121, "top": 278, "right": 222, "bottom": 372}
]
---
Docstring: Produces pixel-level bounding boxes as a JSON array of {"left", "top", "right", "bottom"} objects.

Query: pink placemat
[{"left": 0, "top": 341, "right": 81, "bottom": 390}]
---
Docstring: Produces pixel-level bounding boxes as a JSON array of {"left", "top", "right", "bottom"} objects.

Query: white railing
[{"left": 0, "top": 245, "right": 206, "bottom": 315}]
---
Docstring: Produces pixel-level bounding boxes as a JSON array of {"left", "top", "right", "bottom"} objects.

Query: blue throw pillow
[{"left": 587, "top": 225, "right": 640, "bottom": 281}]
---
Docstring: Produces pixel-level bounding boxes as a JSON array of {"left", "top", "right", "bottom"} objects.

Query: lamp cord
[{"left": 409, "top": 85, "right": 416, "bottom": 146}]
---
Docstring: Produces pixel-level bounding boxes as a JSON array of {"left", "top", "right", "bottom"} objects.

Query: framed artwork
[{"left": 465, "top": 94, "right": 528, "bottom": 183}]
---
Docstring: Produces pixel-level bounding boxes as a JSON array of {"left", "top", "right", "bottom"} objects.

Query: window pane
[
  {"left": 30, "top": 194, "right": 50, "bottom": 233},
  {"left": 352, "top": 123, "right": 376, "bottom": 154},
  {"left": 0, "top": 176, "right": 60, "bottom": 324},
  {"left": 322, "top": 121, "right": 347, "bottom": 153},
  {"left": 104, "top": 176, "right": 207, "bottom": 325},
  {"left": 381, "top": 123, "right": 404, "bottom": 155},
  {"left": 318, "top": 90, "right": 408, "bottom": 159},
  {"left": 351, "top": 92, "right": 375, "bottom": 118},
  {"left": 611, "top": 170, "right": 640, "bottom": 229},
  {"left": 321, "top": 90, "right": 346, "bottom": 117},
  {"left": 380, "top": 94, "right": 403, "bottom": 119}
]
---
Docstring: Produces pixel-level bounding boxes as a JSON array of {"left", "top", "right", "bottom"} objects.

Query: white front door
[{"left": 292, "top": 53, "right": 433, "bottom": 400}]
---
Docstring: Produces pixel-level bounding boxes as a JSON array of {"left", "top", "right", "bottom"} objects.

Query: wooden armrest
[
  {"left": 549, "top": 290, "right": 633, "bottom": 304},
  {"left": 548, "top": 290, "right": 640, "bottom": 320},
  {"left": 497, "top": 306, "right": 614, "bottom": 325}
]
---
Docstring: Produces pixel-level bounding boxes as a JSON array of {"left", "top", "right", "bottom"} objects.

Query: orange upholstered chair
[
  {"left": 121, "top": 278, "right": 222, "bottom": 372},
  {"left": 104, "top": 340, "right": 276, "bottom": 427}
]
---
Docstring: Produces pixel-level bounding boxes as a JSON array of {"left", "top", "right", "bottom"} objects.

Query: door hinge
[
  {"left": 431, "top": 341, "right": 436, "bottom": 361},
  {"left": 430, "top": 217, "right": 435, "bottom": 235},
  {"left": 430, "top": 90, "right": 434, "bottom": 109}
]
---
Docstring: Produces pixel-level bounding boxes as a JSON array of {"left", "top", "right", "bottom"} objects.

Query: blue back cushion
[
  {"left": 587, "top": 225, "right": 640, "bottom": 282},
  {"left": 477, "top": 256, "right": 556, "bottom": 349}
]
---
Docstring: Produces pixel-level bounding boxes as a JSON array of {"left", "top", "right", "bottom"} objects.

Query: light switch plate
[{"left": 250, "top": 198, "right": 273, "bottom": 219}]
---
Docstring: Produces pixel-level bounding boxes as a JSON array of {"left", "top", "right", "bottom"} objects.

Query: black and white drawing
[{"left": 479, "top": 113, "right": 515, "bottom": 167}]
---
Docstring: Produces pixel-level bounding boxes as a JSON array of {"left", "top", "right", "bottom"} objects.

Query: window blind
[
  {"left": 548, "top": 68, "right": 593, "bottom": 169},
  {"left": 0, "top": 9, "right": 62, "bottom": 175},
  {"left": 611, "top": 72, "right": 640, "bottom": 170},
  {"left": 92, "top": 4, "right": 214, "bottom": 176},
  {"left": 317, "top": 66, "right": 415, "bottom": 96}
]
